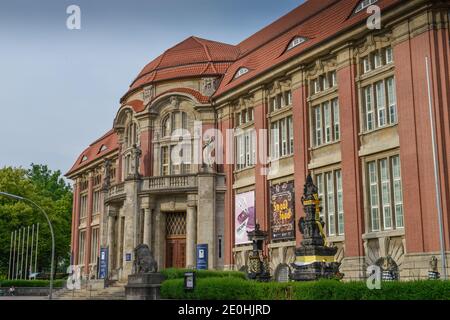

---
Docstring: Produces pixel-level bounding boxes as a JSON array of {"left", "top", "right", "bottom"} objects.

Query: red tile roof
[
  {"left": 150, "top": 87, "right": 211, "bottom": 105},
  {"left": 66, "top": 130, "right": 119, "bottom": 177},
  {"left": 214, "top": 0, "right": 401, "bottom": 97},
  {"left": 123, "top": 36, "right": 240, "bottom": 100}
]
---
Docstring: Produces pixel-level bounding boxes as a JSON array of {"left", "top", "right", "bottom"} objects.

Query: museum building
[{"left": 66, "top": 0, "right": 450, "bottom": 282}]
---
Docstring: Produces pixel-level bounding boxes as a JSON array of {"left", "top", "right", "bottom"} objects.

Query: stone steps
[{"left": 53, "top": 284, "right": 126, "bottom": 300}]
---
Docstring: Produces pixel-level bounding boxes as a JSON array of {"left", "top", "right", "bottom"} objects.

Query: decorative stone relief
[
  {"left": 143, "top": 85, "right": 155, "bottom": 106},
  {"left": 201, "top": 77, "right": 218, "bottom": 97}
]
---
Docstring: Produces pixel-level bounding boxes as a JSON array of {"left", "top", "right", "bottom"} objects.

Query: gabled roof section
[{"left": 66, "top": 129, "right": 119, "bottom": 177}]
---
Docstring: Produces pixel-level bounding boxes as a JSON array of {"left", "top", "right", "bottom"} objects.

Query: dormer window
[
  {"left": 234, "top": 67, "right": 249, "bottom": 79},
  {"left": 81, "top": 155, "right": 88, "bottom": 163},
  {"left": 287, "top": 36, "right": 307, "bottom": 51},
  {"left": 354, "top": 0, "right": 378, "bottom": 14},
  {"left": 99, "top": 145, "right": 107, "bottom": 153}
]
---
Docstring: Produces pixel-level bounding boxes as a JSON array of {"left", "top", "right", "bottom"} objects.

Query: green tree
[{"left": 0, "top": 164, "right": 73, "bottom": 277}]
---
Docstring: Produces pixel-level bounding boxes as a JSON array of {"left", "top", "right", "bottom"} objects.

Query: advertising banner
[
  {"left": 99, "top": 247, "right": 108, "bottom": 279},
  {"left": 270, "top": 181, "right": 295, "bottom": 240},
  {"left": 196, "top": 244, "right": 208, "bottom": 270},
  {"left": 235, "top": 191, "right": 255, "bottom": 245}
]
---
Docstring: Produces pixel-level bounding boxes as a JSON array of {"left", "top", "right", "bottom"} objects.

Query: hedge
[
  {"left": 0, "top": 280, "right": 65, "bottom": 288},
  {"left": 161, "top": 277, "right": 450, "bottom": 300},
  {"left": 161, "top": 268, "right": 246, "bottom": 280}
]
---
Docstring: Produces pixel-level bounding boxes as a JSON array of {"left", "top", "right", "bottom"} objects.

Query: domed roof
[{"left": 125, "top": 36, "right": 240, "bottom": 98}]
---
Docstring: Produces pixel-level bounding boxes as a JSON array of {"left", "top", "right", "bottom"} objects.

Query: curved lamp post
[{"left": 0, "top": 191, "right": 55, "bottom": 299}]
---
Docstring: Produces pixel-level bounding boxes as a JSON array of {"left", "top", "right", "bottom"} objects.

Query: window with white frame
[
  {"left": 235, "top": 108, "right": 254, "bottom": 126},
  {"left": 310, "top": 71, "right": 337, "bottom": 95},
  {"left": 90, "top": 227, "right": 99, "bottom": 265},
  {"left": 235, "top": 129, "right": 256, "bottom": 170},
  {"left": 367, "top": 155, "right": 404, "bottom": 232},
  {"left": 362, "top": 76, "right": 397, "bottom": 132},
  {"left": 287, "top": 36, "right": 307, "bottom": 50},
  {"left": 270, "top": 91, "right": 292, "bottom": 112},
  {"left": 234, "top": 67, "right": 249, "bottom": 79},
  {"left": 93, "top": 190, "right": 102, "bottom": 215},
  {"left": 315, "top": 169, "right": 345, "bottom": 236},
  {"left": 270, "top": 116, "right": 294, "bottom": 160},
  {"left": 162, "top": 111, "right": 188, "bottom": 137},
  {"left": 361, "top": 47, "right": 394, "bottom": 74},
  {"left": 78, "top": 230, "right": 86, "bottom": 265},
  {"left": 312, "top": 98, "right": 340, "bottom": 147},
  {"left": 125, "top": 122, "right": 137, "bottom": 147},
  {"left": 80, "top": 194, "right": 88, "bottom": 219},
  {"left": 354, "top": 0, "right": 378, "bottom": 14}
]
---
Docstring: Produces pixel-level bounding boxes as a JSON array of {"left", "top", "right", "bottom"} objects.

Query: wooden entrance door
[
  {"left": 165, "top": 238, "right": 186, "bottom": 269},
  {"left": 165, "top": 212, "right": 186, "bottom": 269}
]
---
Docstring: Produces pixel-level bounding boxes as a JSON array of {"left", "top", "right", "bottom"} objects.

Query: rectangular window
[
  {"left": 287, "top": 91, "right": 292, "bottom": 105},
  {"left": 392, "top": 156, "right": 404, "bottom": 228},
  {"left": 78, "top": 231, "right": 86, "bottom": 265},
  {"left": 314, "top": 79, "right": 321, "bottom": 94},
  {"left": 363, "top": 77, "right": 397, "bottom": 132},
  {"left": 363, "top": 57, "right": 371, "bottom": 73},
  {"left": 385, "top": 47, "right": 393, "bottom": 64},
  {"left": 375, "top": 81, "right": 386, "bottom": 127},
  {"left": 387, "top": 77, "right": 397, "bottom": 124},
  {"left": 93, "top": 190, "right": 101, "bottom": 214},
  {"left": 314, "top": 169, "right": 344, "bottom": 236},
  {"left": 80, "top": 194, "right": 88, "bottom": 219},
  {"left": 161, "top": 146, "right": 169, "bottom": 175},
  {"left": 365, "top": 86, "right": 374, "bottom": 131},
  {"left": 314, "top": 106, "right": 322, "bottom": 146},
  {"left": 316, "top": 174, "right": 325, "bottom": 222},
  {"left": 333, "top": 99, "right": 340, "bottom": 141},
  {"left": 336, "top": 170, "right": 345, "bottom": 235},
  {"left": 368, "top": 161, "right": 380, "bottom": 231},
  {"left": 288, "top": 116, "right": 294, "bottom": 154},
  {"left": 236, "top": 129, "right": 256, "bottom": 170},
  {"left": 331, "top": 71, "right": 337, "bottom": 87},
  {"left": 326, "top": 172, "right": 336, "bottom": 236},
  {"left": 270, "top": 116, "right": 293, "bottom": 160},
  {"left": 380, "top": 159, "right": 392, "bottom": 229},
  {"left": 374, "top": 51, "right": 382, "bottom": 69},
  {"left": 280, "top": 118, "right": 288, "bottom": 156},
  {"left": 90, "top": 228, "right": 99, "bottom": 264},
  {"left": 367, "top": 156, "right": 404, "bottom": 232},
  {"left": 271, "top": 122, "right": 279, "bottom": 160},
  {"left": 324, "top": 102, "right": 332, "bottom": 144}
]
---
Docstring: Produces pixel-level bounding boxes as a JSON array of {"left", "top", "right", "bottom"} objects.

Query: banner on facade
[
  {"left": 235, "top": 191, "right": 255, "bottom": 245},
  {"left": 270, "top": 181, "right": 295, "bottom": 240},
  {"left": 196, "top": 244, "right": 208, "bottom": 270},
  {"left": 99, "top": 247, "right": 108, "bottom": 279}
]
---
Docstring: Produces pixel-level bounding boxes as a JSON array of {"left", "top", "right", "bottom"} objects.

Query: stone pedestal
[{"left": 125, "top": 273, "right": 165, "bottom": 300}]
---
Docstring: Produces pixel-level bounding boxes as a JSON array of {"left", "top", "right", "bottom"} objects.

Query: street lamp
[{"left": 0, "top": 191, "right": 55, "bottom": 299}]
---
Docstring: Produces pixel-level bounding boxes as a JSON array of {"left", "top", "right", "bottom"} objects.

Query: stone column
[
  {"left": 107, "top": 206, "right": 118, "bottom": 277},
  {"left": 143, "top": 208, "right": 153, "bottom": 248},
  {"left": 186, "top": 195, "right": 198, "bottom": 268}
]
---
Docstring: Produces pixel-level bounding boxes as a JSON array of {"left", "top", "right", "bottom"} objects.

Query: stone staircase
[{"left": 53, "top": 281, "right": 126, "bottom": 300}]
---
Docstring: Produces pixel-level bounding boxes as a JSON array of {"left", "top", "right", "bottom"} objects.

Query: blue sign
[
  {"left": 99, "top": 247, "right": 108, "bottom": 279},
  {"left": 126, "top": 253, "right": 132, "bottom": 262},
  {"left": 196, "top": 244, "right": 208, "bottom": 270}
]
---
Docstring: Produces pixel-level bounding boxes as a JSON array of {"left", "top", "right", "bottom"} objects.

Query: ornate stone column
[
  {"left": 107, "top": 206, "right": 118, "bottom": 276},
  {"left": 186, "top": 195, "right": 198, "bottom": 269},
  {"left": 143, "top": 208, "right": 153, "bottom": 248}
]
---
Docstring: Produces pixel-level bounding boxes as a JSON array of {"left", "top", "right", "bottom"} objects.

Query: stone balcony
[
  {"left": 141, "top": 174, "right": 198, "bottom": 194},
  {"left": 105, "top": 182, "right": 126, "bottom": 203}
]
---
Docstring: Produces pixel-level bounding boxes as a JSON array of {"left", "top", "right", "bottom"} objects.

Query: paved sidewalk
[{"left": 0, "top": 296, "right": 48, "bottom": 300}]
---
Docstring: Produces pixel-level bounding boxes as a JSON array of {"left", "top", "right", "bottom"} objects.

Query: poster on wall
[
  {"left": 235, "top": 191, "right": 255, "bottom": 245},
  {"left": 270, "top": 181, "right": 295, "bottom": 240}
]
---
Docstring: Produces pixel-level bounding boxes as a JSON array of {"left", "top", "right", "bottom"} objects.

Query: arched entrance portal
[{"left": 165, "top": 212, "right": 186, "bottom": 268}]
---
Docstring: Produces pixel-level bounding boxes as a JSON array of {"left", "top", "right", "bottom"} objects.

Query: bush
[
  {"left": 161, "top": 268, "right": 246, "bottom": 280},
  {"left": 0, "top": 279, "right": 65, "bottom": 288},
  {"left": 161, "top": 278, "right": 450, "bottom": 300}
]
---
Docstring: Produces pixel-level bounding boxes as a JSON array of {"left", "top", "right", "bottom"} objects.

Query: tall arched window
[
  {"left": 159, "top": 110, "right": 191, "bottom": 175},
  {"left": 125, "top": 122, "right": 137, "bottom": 147}
]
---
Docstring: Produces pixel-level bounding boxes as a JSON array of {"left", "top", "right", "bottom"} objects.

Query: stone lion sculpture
[{"left": 133, "top": 244, "right": 158, "bottom": 274}]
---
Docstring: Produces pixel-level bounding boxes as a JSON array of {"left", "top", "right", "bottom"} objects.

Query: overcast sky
[{"left": 0, "top": 0, "right": 304, "bottom": 175}]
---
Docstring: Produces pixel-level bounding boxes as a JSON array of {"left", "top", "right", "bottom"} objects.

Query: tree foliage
[{"left": 0, "top": 164, "right": 72, "bottom": 277}]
